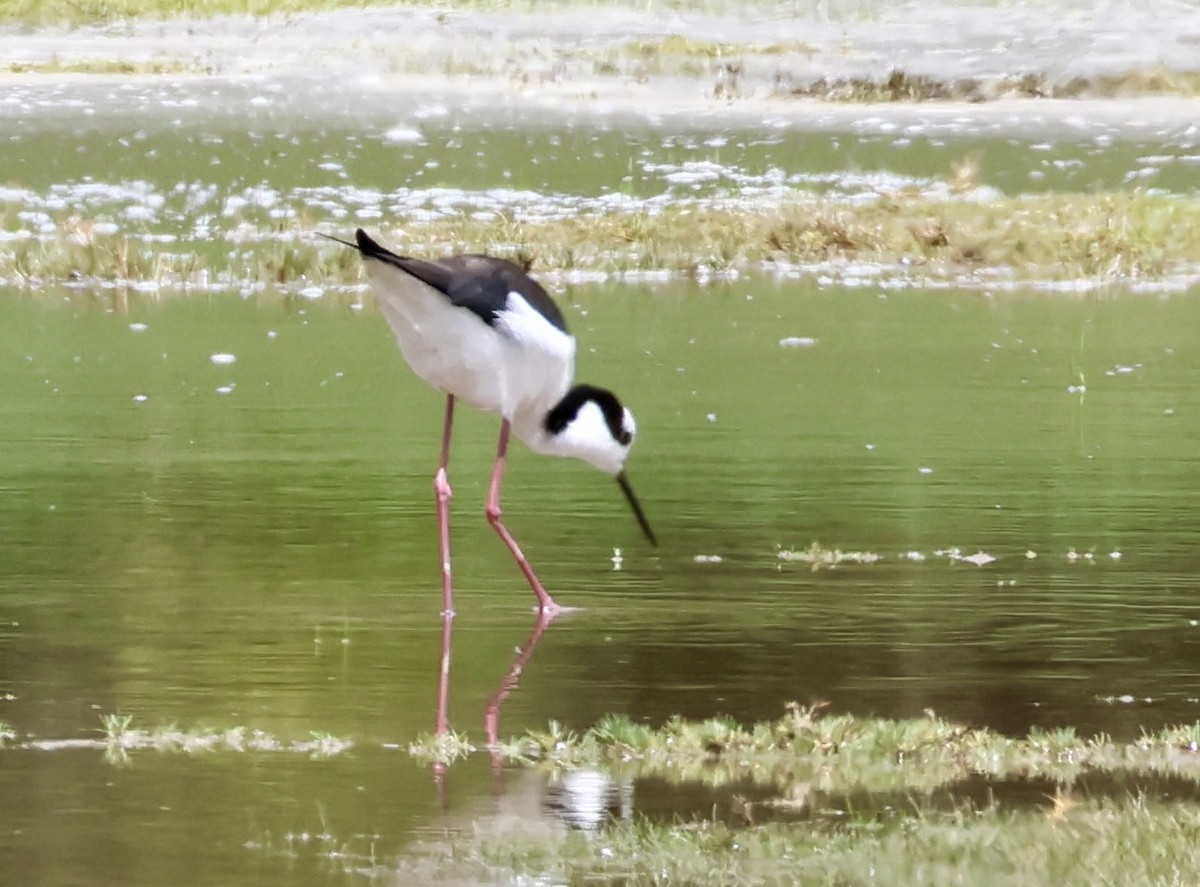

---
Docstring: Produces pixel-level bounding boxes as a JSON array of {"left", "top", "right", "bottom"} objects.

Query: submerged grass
[
  {"left": 488, "top": 703, "right": 1200, "bottom": 796},
  {"left": 5, "top": 190, "right": 1200, "bottom": 291},
  {"left": 8, "top": 708, "right": 1200, "bottom": 883},
  {"left": 398, "top": 705, "right": 1200, "bottom": 885},
  {"left": 413, "top": 799, "right": 1200, "bottom": 887}
]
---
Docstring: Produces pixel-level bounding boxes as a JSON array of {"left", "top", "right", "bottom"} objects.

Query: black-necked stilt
[{"left": 333, "top": 228, "right": 655, "bottom": 617}]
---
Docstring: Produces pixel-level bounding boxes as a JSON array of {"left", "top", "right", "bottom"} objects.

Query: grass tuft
[
  {"left": 408, "top": 729, "right": 475, "bottom": 764},
  {"left": 5, "top": 189, "right": 1198, "bottom": 293}
]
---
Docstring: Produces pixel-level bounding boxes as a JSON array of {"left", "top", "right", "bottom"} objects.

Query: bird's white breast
[{"left": 366, "top": 261, "right": 575, "bottom": 420}]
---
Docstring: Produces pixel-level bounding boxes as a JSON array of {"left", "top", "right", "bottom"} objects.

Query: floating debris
[
  {"left": 693, "top": 554, "right": 724, "bottom": 564},
  {"left": 383, "top": 126, "right": 424, "bottom": 145},
  {"left": 23, "top": 717, "right": 353, "bottom": 759},
  {"left": 960, "top": 551, "right": 997, "bottom": 567},
  {"left": 210, "top": 352, "right": 236, "bottom": 365},
  {"left": 1105, "top": 363, "right": 1141, "bottom": 376},
  {"left": 777, "top": 543, "right": 881, "bottom": 569},
  {"left": 779, "top": 336, "right": 818, "bottom": 348}
]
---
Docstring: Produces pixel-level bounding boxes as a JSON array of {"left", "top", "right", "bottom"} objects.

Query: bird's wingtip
[
  {"left": 318, "top": 231, "right": 357, "bottom": 249},
  {"left": 319, "top": 228, "right": 389, "bottom": 257},
  {"left": 355, "top": 228, "right": 385, "bottom": 256}
]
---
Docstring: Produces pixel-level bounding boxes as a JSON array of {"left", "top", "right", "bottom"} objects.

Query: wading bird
[{"left": 331, "top": 229, "right": 655, "bottom": 617}]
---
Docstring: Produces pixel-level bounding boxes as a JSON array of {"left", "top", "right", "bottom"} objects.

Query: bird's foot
[{"left": 534, "top": 599, "right": 581, "bottom": 621}]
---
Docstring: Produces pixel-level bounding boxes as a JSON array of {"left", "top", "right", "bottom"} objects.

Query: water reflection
[
  {"left": 483, "top": 610, "right": 555, "bottom": 749},
  {"left": 2, "top": 278, "right": 1200, "bottom": 885},
  {"left": 431, "top": 606, "right": 635, "bottom": 834}
]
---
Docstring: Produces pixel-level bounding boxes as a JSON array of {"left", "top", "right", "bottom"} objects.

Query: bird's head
[{"left": 543, "top": 384, "right": 656, "bottom": 545}]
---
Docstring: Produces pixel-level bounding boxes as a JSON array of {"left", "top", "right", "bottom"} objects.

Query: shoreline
[{"left": 2, "top": 2, "right": 1199, "bottom": 133}]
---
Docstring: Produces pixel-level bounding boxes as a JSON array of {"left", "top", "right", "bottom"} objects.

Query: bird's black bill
[{"left": 616, "top": 472, "right": 657, "bottom": 546}]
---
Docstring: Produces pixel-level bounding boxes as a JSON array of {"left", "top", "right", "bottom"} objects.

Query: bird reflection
[
  {"left": 430, "top": 606, "right": 633, "bottom": 832},
  {"left": 431, "top": 607, "right": 559, "bottom": 800},
  {"left": 484, "top": 608, "right": 556, "bottom": 751},
  {"left": 432, "top": 607, "right": 558, "bottom": 745}
]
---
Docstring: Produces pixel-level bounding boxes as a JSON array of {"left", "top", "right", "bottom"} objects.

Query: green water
[
  {"left": 4, "top": 54, "right": 1200, "bottom": 886},
  {"left": 1, "top": 277, "right": 1198, "bottom": 883}
]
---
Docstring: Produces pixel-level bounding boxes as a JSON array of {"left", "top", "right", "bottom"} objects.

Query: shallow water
[
  {"left": 4, "top": 76, "right": 1200, "bottom": 266},
  {"left": 3, "top": 11, "right": 1200, "bottom": 877},
  {"left": 2, "top": 275, "right": 1199, "bottom": 883}
]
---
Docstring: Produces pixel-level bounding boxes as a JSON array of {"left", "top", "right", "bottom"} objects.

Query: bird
[{"left": 329, "top": 228, "right": 655, "bottom": 617}]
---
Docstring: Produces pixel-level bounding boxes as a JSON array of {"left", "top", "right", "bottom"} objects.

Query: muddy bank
[{"left": 2, "top": 1, "right": 1200, "bottom": 135}]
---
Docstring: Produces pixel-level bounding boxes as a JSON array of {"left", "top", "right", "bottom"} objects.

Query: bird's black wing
[
  {"left": 350, "top": 230, "right": 569, "bottom": 334},
  {"left": 441, "top": 255, "right": 569, "bottom": 335},
  {"left": 353, "top": 228, "right": 457, "bottom": 293}
]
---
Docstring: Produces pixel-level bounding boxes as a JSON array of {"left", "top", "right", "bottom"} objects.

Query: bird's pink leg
[
  {"left": 434, "top": 607, "right": 453, "bottom": 737},
  {"left": 487, "top": 419, "right": 562, "bottom": 616},
  {"left": 435, "top": 395, "right": 455, "bottom": 617}
]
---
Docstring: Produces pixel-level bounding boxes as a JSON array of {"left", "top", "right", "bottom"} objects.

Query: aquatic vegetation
[
  {"left": 784, "top": 67, "right": 1200, "bottom": 103},
  {"left": 390, "top": 798, "right": 1200, "bottom": 886},
  {"left": 0, "top": 0, "right": 387, "bottom": 28},
  {"left": 10, "top": 708, "right": 1200, "bottom": 883},
  {"left": 6, "top": 716, "right": 360, "bottom": 756},
  {"left": 484, "top": 705, "right": 1200, "bottom": 799},
  {"left": 408, "top": 728, "right": 476, "bottom": 764},
  {"left": 0, "top": 0, "right": 781, "bottom": 28},
  {"left": 4, "top": 190, "right": 1200, "bottom": 293},
  {"left": 100, "top": 712, "right": 134, "bottom": 742},
  {"left": 5, "top": 58, "right": 196, "bottom": 75},
  {"left": 369, "top": 707, "right": 1200, "bottom": 885},
  {"left": 776, "top": 541, "right": 882, "bottom": 569}
]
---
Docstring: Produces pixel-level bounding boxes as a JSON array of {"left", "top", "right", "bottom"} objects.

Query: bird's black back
[{"left": 354, "top": 229, "right": 569, "bottom": 333}]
